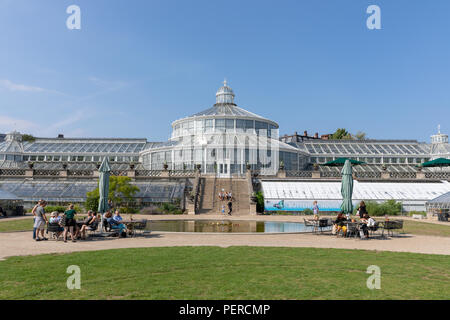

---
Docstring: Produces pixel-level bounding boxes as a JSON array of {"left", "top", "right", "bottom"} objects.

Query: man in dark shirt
[
  {"left": 0, "top": 206, "right": 6, "bottom": 217},
  {"left": 227, "top": 201, "right": 232, "bottom": 216}
]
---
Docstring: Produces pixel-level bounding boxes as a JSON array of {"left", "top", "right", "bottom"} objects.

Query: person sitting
[
  {"left": 106, "top": 211, "right": 127, "bottom": 236},
  {"left": 359, "top": 213, "right": 371, "bottom": 239},
  {"left": 113, "top": 210, "right": 123, "bottom": 223},
  {"left": 0, "top": 206, "right": 6, "bottom": 217},
  {"left": 79, "top": 210, "right": 98, "bottom": 240},
  {"left": 49, "top": 211, "right": 64, "bottom": 238},
  {"left": 333, "top": 213, "right": 347, "bottom": 236}
]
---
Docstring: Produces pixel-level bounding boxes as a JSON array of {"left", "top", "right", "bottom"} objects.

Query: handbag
[{"left": 60, "top": 215, "right": 67, "bottom": 227}]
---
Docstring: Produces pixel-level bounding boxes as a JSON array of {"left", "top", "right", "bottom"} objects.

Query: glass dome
[{"left": 215, "top": 79, "right": 235, "bottom": 104}]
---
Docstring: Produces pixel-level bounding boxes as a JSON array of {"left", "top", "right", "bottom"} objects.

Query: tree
[
  {"left": 255, "top": 191, "right": 265, "bottom": 213},
  {"left": 85, "top": 176, "right": 140, "bottom": 211},
  {"left": 22, "top": 134, "right": 36, "bottom": 142},
  {"left": 330, "top": 128, "right": 367, "bottom": 140},
  {"left": 355, "top": 131, "right": 366, "bottom": 140},
  {"left": 330, "top": 128, "right": 352, "bottom": 140}
]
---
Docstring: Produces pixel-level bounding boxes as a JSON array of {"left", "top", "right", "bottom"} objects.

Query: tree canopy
[
  {"left": 330, "top": 128, "right": 367, "bottom": 140},
  {"left": 85, "top": 176, "right": 140, "bottom": 211},
  {"left": 21, "top": 134, "right": 36, "bottom": 142}
]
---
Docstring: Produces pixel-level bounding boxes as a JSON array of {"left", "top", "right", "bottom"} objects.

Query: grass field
[
  {"left": 401, "top": 220, "right": 450, "bottom": 237},
  {"left": 0, "top": 218, "right": 34, "bottom": 232},
  {"left": 0, "top": 246, "right": 449, "bottom": 300}
]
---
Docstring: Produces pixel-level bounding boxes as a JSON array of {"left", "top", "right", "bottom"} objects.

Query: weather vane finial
[
  {"left": 223, "top": 78, "right": 227, "bottom": 86},
  {"left": 438, "top": 124, "right": 441, "bottom": 134}
]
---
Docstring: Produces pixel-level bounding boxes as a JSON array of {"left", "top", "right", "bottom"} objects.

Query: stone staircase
[
  {"left": 197, "top": 177, "right": 215, "bottom": 214},
  {"left": 198, "top": 177, "right": 250, "bottom": 215}
]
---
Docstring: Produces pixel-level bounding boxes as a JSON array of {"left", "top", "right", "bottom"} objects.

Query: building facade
[{"left": 1, "top": 81, "right": 448, "bottom": 176}]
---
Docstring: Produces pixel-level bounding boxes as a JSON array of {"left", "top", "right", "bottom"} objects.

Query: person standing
[
  {"left": 31, "top": 200, "right": 42, "bottom": 239},
  {"left": 0, "top": 206, "right": 6, "bottom": 218},
  {"left": 34, "top": 200, "right": 48, "bottom": 241},
  {"left": 227, "top": 200, "right": 232, "bottom": 216},
  {"left": 356, "top": 201, "right": 368, "bottom": 219},
  {"left": 313, "top": 201, "right": 319, "bottom": 220},
  {"left": 63, "top": 204, "right": 77, "bottom": 243}
]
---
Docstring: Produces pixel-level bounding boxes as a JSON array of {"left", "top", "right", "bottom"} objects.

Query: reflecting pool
[{"left": 146, "top": 220, "right": 310, "bottom": 233}]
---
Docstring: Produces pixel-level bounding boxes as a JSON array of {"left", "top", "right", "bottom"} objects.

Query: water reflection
[{"left": 146, "top": 220, "right": 308, "bottom": 233}]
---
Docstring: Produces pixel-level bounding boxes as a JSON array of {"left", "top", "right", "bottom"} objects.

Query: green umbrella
[
  {"left": 340, "top": 159, "right": 354, "bottom": 214},
  {"left": 98, "top": 157, "right": 111, "bottom": 231},
  {"left": 419, "top": 158, "right": 450, "bottom": 167},
  {"left": 323, "top": 158, "right": 365, "bottom": 166}
]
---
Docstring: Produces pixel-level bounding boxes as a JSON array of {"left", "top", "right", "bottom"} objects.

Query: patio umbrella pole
[{"left": 96, "top": 157, "right": 111, "bottom": 237}]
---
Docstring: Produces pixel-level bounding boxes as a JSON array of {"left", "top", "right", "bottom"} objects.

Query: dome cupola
[{"left": 215, "top": 79, "right": 235, "bottom": 104}]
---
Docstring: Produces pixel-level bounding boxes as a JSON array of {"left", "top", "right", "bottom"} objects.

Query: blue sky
[{"left": 0, "top": 0, "right": 449, "bottom": 142}]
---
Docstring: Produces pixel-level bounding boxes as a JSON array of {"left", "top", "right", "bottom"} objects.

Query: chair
[
  {"left": 345, "top": 223, "right": 359, "bottom": 238},
  {"left": 392, "top": 220, "right": 404, "bottom": 236},
  {"left": 46, "top": 223, "right": 62, "bottom": 240},
  {"left": 103, "top": 219, "right": 111, "bottom": 232},
  {"left": 368, "top": 221, "right": 380, "bottom": 236},
  {"left": 382, "top": 221, "right": 397, "bottom": 237},
  {"left": 86, "top": 223, "right": 99, "bottom": 237},
  {"left": 318, "top": 219, "right": 331, "bottom": 233},
  {"left": 303, "top": 219, "right": 318, "bottom": 233},
  {"left": 132, "top": 219, "right": 150, "bottom": 236}
]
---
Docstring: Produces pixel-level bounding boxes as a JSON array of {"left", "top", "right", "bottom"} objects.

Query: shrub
[
  {"left": 140, "top": 206, "right": 163, "bottom": 215},
  {"left": 408, "top": 211, "right": 426, "bottom": 217},
  {"left": 255, "top": 191, "right": 265, "bottom": 213},
  {"left": 118, "top": 207, "right": 139, "bottom": 214},
  {"left": 44, "top": 205, "right": 83, "bottom": 213},
  {"left": 160, "top": 203, "right": 183, "bottom": 214},
  {"left": 355, "top": 200, "right": 402, "bottom": 216},
  {"left": 303, "top": 208, "right": 314, "bottom": 215}
]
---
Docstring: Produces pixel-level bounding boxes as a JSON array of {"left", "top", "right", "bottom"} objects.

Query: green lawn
[
  {"left": 0, "top": 246, "right": 449, "bottom": 300},
  {"left": 0, "top": 215, "right": 87, "bottom": 233},
  {"left": 401, "top": 220, "right": 450, "bottom": 237},
  {"left": 0, "top": 218, "right": 34, "bottom": 232}
]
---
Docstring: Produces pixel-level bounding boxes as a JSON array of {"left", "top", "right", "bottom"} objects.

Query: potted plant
[
  {"left": 163, "top": 161, "right": 168, "bottom": 170},
  {"left": 313, "top": 163, "right": 319, "bottom": 171},
  {"left": 279, "top": 160, "right": 285, "bottom": 170},
  {"left": 246, "top": 162, "right": 251, "bottom": 170},
  {"left": 62, "top": 163, "right": 68, "bottom": 170},
  {"left": 129, "top": 162, "right": 135, "bottom": 170},
  {"left": 196, "top": 163, "right": 201, "bottom": 171},
  {"left": 183, "top": 163, "right": 187, "bottom": 172},
  {"left": 27, "top": 161, "right": 34, "bottom": 169},
  {"left": 382, "top": 164, "right": 387, "bottom": 171}
]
